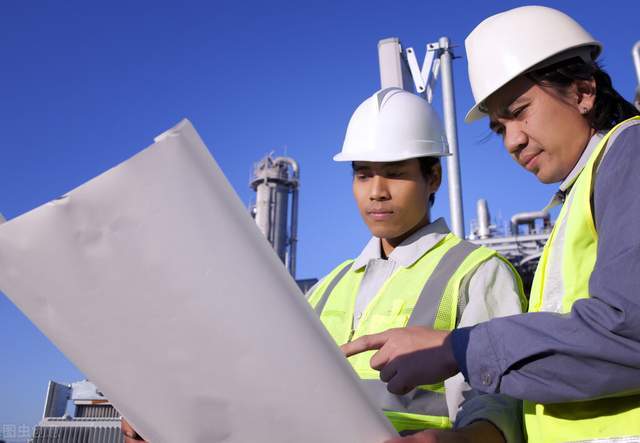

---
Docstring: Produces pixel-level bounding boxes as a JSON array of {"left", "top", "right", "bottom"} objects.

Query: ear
[
  {"left": 428, "top": 162, "right": 442, "bottom": 194},
  {"left": 575, "top": 78, "right": 597, "bottom": 114}
]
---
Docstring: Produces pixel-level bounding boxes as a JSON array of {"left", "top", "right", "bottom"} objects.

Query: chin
[
  {"left": 536, "top": 174, "right": 556, "bottom": 184},
  {"left": 369, "top": 228, "right": 391, "bottom": 239},
  {"left": 535, "top": 169, "right": 564, "bottom": 185},
  {"left": 529, "top": 165, "right": 557, "bottom": 184},
  {"left": 367, "top": 225, "right": 398, "bottom": 240}
]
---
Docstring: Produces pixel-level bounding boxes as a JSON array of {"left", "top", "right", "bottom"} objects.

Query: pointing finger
[{"left": 341, "top": 331, "right": 389, "bottom": 357}]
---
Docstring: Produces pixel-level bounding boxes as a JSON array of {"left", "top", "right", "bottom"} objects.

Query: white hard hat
[
  {"left": 334, "top": 87, "right": 449, "bottom": 162},
  {"left": 465, "top": 5, "right": 602, "bottom": 123}
]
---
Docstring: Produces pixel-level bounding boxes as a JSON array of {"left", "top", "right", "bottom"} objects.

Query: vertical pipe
[
  {"left": 274, "top": 157, "right": 300, "bottom": 278},
  {"left": 272, "top": 183, "right": 289, "bottom": 263},
  {"left": 254, "top": 182, "right": 272, "bottom": 241},
  {"left": 633, "top": 41, "right": 640, "bottom": 84},
  {"left": 476, "top": 199, "right": 490, "bottom": 239},
  {"left": 439, "top": 36, "right": 465, "bottom": 238},
  {"left": 378, "top": 37, "right": 414, "bottom": 91},
  {"left": 289, "top": 188, "right": 299, "bottom": 278}
]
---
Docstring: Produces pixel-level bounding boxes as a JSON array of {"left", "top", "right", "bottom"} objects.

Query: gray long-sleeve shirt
[{"left": 452, "top": 123, "right": 640, "bottom": 404}]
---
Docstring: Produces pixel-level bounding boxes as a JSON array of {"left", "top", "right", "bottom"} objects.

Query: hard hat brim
[{"left": 333, "top": 151, "right": 451, "bottom": 162}]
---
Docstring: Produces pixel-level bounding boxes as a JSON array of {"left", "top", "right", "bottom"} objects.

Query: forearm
[
  {"left": 453, "top": 390, "right": 523, "bottom": 443},
  {"left": 454, "top": 297, "right": 640, "bottom": 403}
]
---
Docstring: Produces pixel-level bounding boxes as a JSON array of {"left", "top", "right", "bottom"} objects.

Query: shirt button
[{"left": 481, "top": 373, "right": 492, "bottom": 386}]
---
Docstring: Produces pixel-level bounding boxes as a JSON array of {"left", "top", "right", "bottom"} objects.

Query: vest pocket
[
  {"left": 359, "top": 299, "right": 408, "bottom": 336},
  {"left": 319, "top": 310, "right": 352, "bottom": 345}
]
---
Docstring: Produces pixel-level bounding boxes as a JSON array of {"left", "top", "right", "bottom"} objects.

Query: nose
[
  {"left": 503, "top": 123, "right": 528, "bottom": 156},
  {"left": 369, "top": 175, "right": 390, "bottom": 201}
]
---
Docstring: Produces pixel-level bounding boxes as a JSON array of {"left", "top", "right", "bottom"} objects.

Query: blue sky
[{"left": 1, "top": 0, "right": 638, "bottom": 435}]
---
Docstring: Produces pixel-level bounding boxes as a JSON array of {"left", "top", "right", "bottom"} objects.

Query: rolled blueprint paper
[{"left": 0, "top": 120, "right": 397, "bottom": 443}]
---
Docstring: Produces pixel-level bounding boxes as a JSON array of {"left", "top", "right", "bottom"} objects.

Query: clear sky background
[{"left": 1, "top": 0, "right": 638, "bottom": 436}]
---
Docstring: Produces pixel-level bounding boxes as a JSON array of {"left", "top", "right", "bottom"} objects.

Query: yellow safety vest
[
  {"left": 309, "top": 233, "right": 525, "bottom": 433},
  {"left": 525, "top": 116, "right": 640, "bottom": 443}
]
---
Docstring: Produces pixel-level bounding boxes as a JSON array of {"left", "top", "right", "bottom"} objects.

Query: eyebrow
[{"left": 488, "top": 97, "right": 529, "bottom": 131}]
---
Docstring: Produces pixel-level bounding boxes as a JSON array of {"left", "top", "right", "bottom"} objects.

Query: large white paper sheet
[{"left": 0, "top": 120, "right": 397, "bottom": 442}]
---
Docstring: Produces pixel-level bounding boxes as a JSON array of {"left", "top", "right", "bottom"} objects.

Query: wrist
[
  {"left": 457, "top": 420, "right": 506, "bottom": 443},
  {"left": 442, "top": 331, "right": 461, "bottom": 376},
  {"left": 450, "top": 326, "right": 473, "bottom": 379}
]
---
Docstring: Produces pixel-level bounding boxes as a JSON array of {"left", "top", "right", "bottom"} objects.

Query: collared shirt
[
  {"left": 312, "top": 218, "right": 525, "bottom": 440},
  {"left": 351, "top": 218, "right": 451, "bottom": 328},
  {"left": 545, "top": 132, "right": 604, "bottom": 211},
  {"left": 452, "top": 122, "right": 640, "bottom": 404}
]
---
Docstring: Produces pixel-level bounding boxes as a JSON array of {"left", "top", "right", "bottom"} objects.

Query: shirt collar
[
  {"left": 559, "top": 132, "right": 604, "bottom": 192},
  {"left": 544, "top": 132, "right": 604, "bottom": 210},
  {"left": 352, "top": 217, "right": 451, "bottom": 270}
]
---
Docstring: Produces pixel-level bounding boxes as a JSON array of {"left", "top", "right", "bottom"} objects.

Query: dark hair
[
  {"left": 351, "top": 157, "right": 440, "bottom": 206},
  {"left": 526, "top": 57, "right": 639, "bottom": 131}
]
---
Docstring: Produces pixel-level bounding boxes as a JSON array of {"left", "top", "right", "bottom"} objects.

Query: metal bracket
[
  {"left": 405, "top": 47, "right": 425, "bottom": 93},
  {"left": 405, "top": 42, "right": 442, "bottom": 103}
]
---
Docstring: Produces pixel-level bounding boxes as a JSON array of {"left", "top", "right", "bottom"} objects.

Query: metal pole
[
  {"left": 274, "top": 157, "right": 299, "bottom": 278},
  {"left": 633, "top": 41, "right": 640, "bottom": 84},
  {"left": 289, "top": 187, "right": 299, "bottom": 278},
  {"left": 476, "top": 199, "right": 490, "bottom": 239},
  {"left": 438, "top": 37, "right": 465, "bottom": 238}
]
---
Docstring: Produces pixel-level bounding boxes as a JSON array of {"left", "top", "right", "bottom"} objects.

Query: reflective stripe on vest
[
  {"left": 308, "top": 233, "right": 516, "bottom": 432},
  {"left": 525, "top": 117, "right": 640, "bottom": 443}
]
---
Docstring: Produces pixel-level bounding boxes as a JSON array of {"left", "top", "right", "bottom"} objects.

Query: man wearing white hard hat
[
  {"left": 343, "top": 6, "right": 640, "bottom": 443},
  {"left": 308, "top": 87, "right": 526, "bottom": 440}
]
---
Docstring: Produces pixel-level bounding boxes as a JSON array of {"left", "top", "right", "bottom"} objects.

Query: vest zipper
[{"left": 348, "top": 328, "right": 355, "bottom": 343}]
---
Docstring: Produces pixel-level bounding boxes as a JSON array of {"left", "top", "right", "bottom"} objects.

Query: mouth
[
  {"left": 520, "top": 151, "right": 541, "bottom": 171},
  {"left": 367, "top": 209, "right": 394, "bottom": 221}
]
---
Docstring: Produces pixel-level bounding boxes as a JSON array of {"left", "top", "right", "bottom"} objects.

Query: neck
[{"left": 380, "top": 216, "right": 430, "bottom": 258}]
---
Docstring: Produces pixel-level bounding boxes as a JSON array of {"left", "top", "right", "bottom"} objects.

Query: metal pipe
[
  {"left": 273, "top": 157, "right": 300, "bottom": 278},
  {"left": 273, "top": 157, "right": 299, "bottom": 179},
  {"left": 476, "top": 199, "right": 491, "bottom": 239},
  {"left": 633, "top": 41, "right": 640, "bottom": 85},
  {"left": 253, "top": 180, "right": 272, "bottom": 241},
  {"left": 439, "top": 36, "right": 465, "bottom": 238},
  {"left": 378, "top": 37, "right": 414, "bottom": 91},
  {"left": 510, "top": 210, "right": 550, "bottom": 235},
  {"left": 289, "top": 188, "right": 299, "bottom": 277},
  {"left": 272, "top": 183, "right": 289, "bottom": 262}
]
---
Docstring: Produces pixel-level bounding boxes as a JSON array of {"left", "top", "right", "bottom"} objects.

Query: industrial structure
[
  {"left": 468, "top": 199, "right": 552, "bottom": 292},
  {"left": 249, "top": 155, "right": 300, "bottom": 277},
  {"left": 29, "top": 381, "right": 122, "bottom": 442}
]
